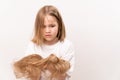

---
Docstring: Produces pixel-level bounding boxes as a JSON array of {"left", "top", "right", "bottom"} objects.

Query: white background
[{"left": 0, "top": 0, "right": 120, "bottom": 80}]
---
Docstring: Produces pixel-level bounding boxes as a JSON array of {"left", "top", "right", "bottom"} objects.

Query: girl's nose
[{"left": 45, "top": 27, "right": 50, "bottom": 32}]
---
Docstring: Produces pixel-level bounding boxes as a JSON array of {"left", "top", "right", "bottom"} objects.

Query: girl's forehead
[{"left": 44, "top": 15, "right": 57, "bottom": 22}]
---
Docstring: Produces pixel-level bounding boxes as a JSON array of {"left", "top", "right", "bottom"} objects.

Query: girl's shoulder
[
  {"left": 60, "top": 39, "right": 74, "bottom": 49},
  {"left": 61, "top": 39, "right": 73, "bottom": 46},
  {"left": 27, "top": 40, "right": 38, "bottom": 47},
  {"left": 28, "top": 40, "right": 35, "bottom": 45}
]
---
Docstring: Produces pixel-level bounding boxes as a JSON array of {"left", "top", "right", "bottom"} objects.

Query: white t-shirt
[{"left": 25, "top": 39, "right": 75, "bottom": 80}]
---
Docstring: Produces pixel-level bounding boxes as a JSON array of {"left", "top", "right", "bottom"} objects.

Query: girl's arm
[{"left": 61, "top": 42, "right": 75, "bottom": 78}]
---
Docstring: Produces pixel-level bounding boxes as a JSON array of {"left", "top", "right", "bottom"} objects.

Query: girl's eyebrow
[
  {"left": 43, "top": 24, "right": 55, "bottom": 27},
  {"left": 49, "top": 24, "right": 55, "bottom": 26}
]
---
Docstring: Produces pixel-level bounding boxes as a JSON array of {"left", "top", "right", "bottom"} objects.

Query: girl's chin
[
  {"left": 44, "top": 38, "right": 58, "bottom": 45},
  {"left": 44, "top": 38, "right": 52, "bottom": 41}
]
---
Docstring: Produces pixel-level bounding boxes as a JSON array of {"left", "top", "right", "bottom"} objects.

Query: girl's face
[{"left": 42, "top": 15, "right": 59, "bottom": 45}]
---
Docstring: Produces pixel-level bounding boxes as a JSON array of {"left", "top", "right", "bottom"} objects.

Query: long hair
[
  {"left": 32, "top": 5, "right": 66, "bottom": 45},
  {"left": 34, "top": 54, "right": 70, "bottom": 79},
  {"left": 13, "top": 54, "right": 43, "bottom": 80},
  {"left": 13, "top": 54, "right": 70, "bottom": 80}
]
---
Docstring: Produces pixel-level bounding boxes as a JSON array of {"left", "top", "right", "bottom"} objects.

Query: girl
[{"left": 25, "top": 5, "right": 75, "bottom": 80}]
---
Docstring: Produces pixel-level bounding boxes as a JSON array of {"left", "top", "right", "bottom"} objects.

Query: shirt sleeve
[
  {"left": 25, "top": 41, "right": 36, "bottom": 56},
  {"left": 61, "top": 42, "right": 75, "bottom": 77}
]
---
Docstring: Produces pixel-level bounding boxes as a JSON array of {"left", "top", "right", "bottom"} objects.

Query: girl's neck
[{"left": 44, "top": 38, "right": 59, "bottom": 45}]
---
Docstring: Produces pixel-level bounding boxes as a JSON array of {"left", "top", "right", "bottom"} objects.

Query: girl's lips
[
  {"left": 45, "top": 34, "right": 51, "bottom": 36},
  {"left": 45, "top": 35, "right": 51, "bottom": 37}
]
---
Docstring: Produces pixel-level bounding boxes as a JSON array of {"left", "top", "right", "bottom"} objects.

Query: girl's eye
[
  {"left": 42, "top": 26, "right": 46, "bottom": 28},
  {"left": 50, "top": 25, "right": 55, "bottom": 27}
]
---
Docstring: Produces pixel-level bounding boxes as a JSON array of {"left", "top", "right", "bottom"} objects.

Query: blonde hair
[
  {"left": 13, "top": 54, "right": 43, "bottom": 80},
  {"left": 34, "top": 54, "right": 70, "bottom": 79},
  {"left": 32, "top": 5, "right": 66, "bottom": 45},
  {"left": 13, "top": 54, "right": 70, "bottom": 80}
]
